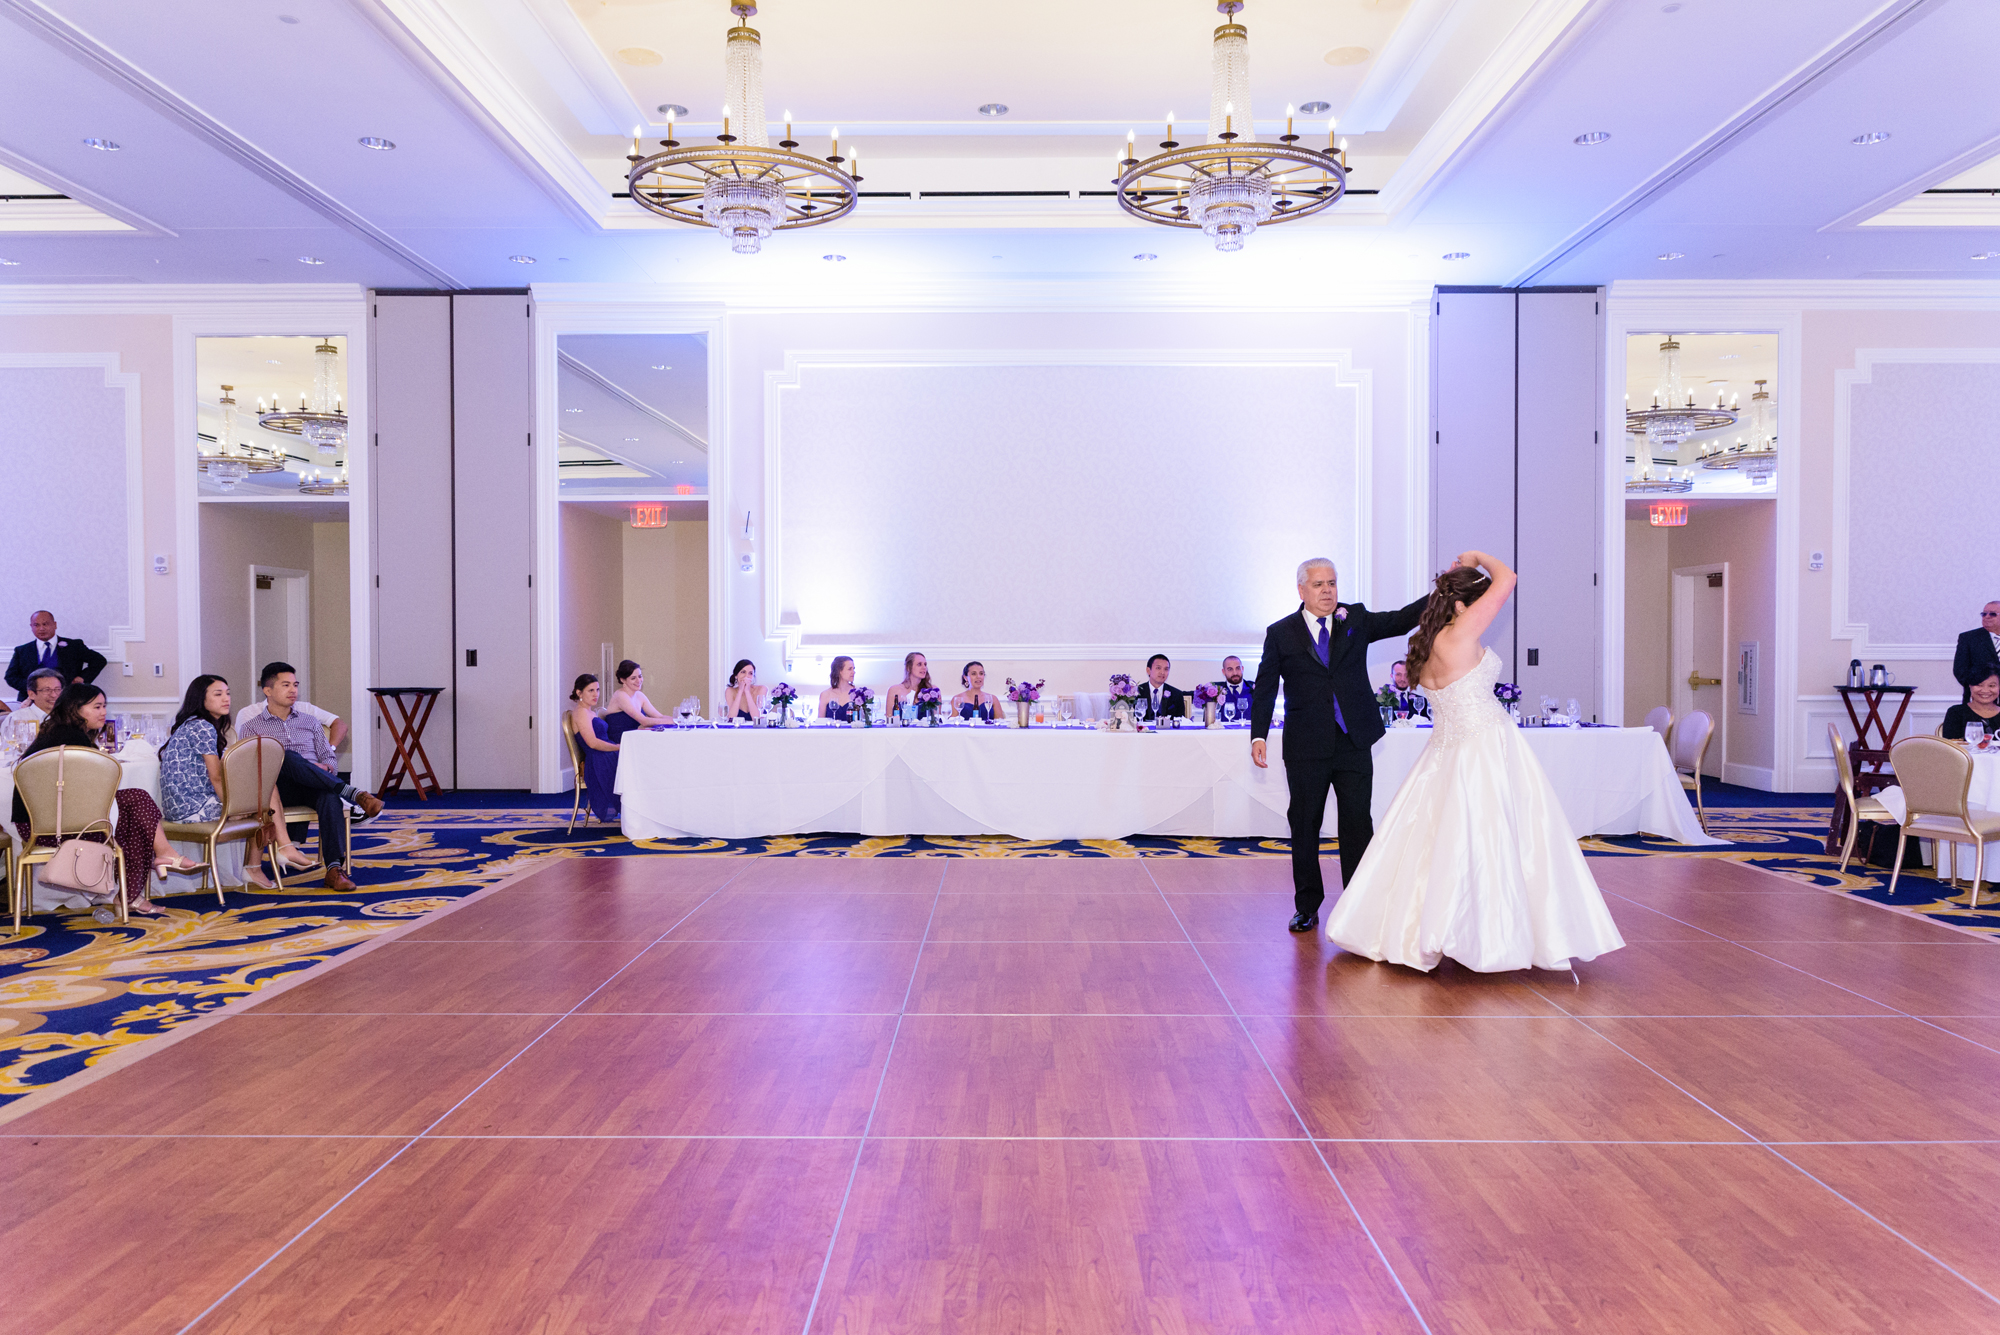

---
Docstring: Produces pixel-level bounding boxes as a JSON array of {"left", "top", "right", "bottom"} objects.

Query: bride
[{"left": 1325, "top": 549, "right": 1625, "bottom": 973}]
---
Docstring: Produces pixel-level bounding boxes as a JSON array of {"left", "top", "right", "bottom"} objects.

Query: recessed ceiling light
[
  {"left": 978, "top": 103, "right": 1009, "bottom": 116},
  {"left": 1442, "top": 252, "right": 1470, "bottom": 261},
  {"left": 277, "top": 13, "right": 299, "bottom": 22},
  {"left": 1657, "top": 251, "right": 1685, "bottom": 260},
  {"left": 1133, "top": 253, "right": 1157, "bottom": 261},
  {"left": 624, "top": 437, "right": 639, "bottom": 442},
  {"left": 298, "top": 256, "right": 325, "bottom": 265},
  {"left": 0, "top": 258, "right": 19, "bottom": 267},
  {"left": 358, "top": 136, "right": 395, "bottom": 151},
  {"left": 1660, "top": 2, "right": 1681, "bottom": 11},
  {"left": 564, "top": 407, "right": 583, "bottom": 413},
  {"left": 1718, "top": 353, "right": 1741, "bottom": 360},
  {"left": 657, "top": 103, "right": 689, "bottom": 117},
  {"left": 1574, "top": 131, "right": 1611, "bottom": 146},
  {"left": 1323, "top": 46, "right": 1370, "bottom": 66},
  {"left": 674, "top": 459, "right": 684, "bottom": 464},
  {"left": 651, "top": 364, "right": 669, "bottom": 370},
  {"left": 1299, "top": 101, "right": 1331, "bottom": 115},
  {"left": 510, "top": 255, "right": 536, "bottom": 264},
  {"left": 1973, "top": 251, "right": 2000, "bottom": 260},
  {"left": 266, "top": 358, "right": 282, "bottom": 364},
  {"left": 82, "top": 137, "right": 119, "bottom": 151},
  {"left": 1850, "top": 131, "right": 1890, "bottom": 145},
  {"left": 617, "top": 47, "right": 663, "bottom": 66},
  {"left": 823, "top": 254, "right": 846, "bottom": 261}
]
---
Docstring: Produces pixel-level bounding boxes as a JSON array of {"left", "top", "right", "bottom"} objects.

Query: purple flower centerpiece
[
  {"left": 1191, "top": 682, "right": 1221, "bottom": 705},
  {"left": 769, "top": 682, "right": 798, "bottom": 706},
  {"left": 1005, "top": 677, "right": 1044, "bottom": 703},
  {"left": 848, "top": 684, "right": 876, "bottom": 725},
  {"left": 1108, "top": 673, "right": 1139, "bottom": 704},
  {"left": 1493, "top": 681, "right": 1522, "bottom": 705},
  {"left": 914, "top": 684, "right": 943, "bottom": 717}
]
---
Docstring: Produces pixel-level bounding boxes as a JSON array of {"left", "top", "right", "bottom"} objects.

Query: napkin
[
  {"left": 1871, "top": 785, "right": 1906, "bottom": 825},
  {"left": 117, "top": 737, "right": 158, "bottom": 761}
]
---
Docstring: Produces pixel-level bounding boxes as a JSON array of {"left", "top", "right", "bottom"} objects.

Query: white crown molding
[
  {"left": 1607, "top": 278, "right": 2000, "bottom": 309},
  {"left": 0, "top": 200, "right": 138, "bottom": 233},
  {"left": 0, "top": 143, "right": 167, "bottom": 235},
  {"left": 1855, "top": 195, "right": 2000, "bottom": 229},
  {"left": 1340, "top": 0, "right": 1476, "bottom": 135},
  {"left": 1830, "top": 347, "right": 2000, "bottom": 658},
  {"left": 0, "top": 353, "right": 144, "bottom": 654},
  {"left": 1827, "top": 126, "right": 2000, "bottom": 231},
  {"left": 527, "top": 278, "right": 1434, "bottom": 315},
  {"left": 0, "top": 0, "right": 462, "bottom": 288},
  {"left": 759, "top": 348, "right": 1373, "bottom": 648},
  {"left": 0, "top": 283, "right": 368, "bottom": 316}
]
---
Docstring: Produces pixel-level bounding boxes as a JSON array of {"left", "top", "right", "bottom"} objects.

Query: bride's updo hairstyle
[{"left": 1404, "top": 565, "right": 1493, "bottom": 687}]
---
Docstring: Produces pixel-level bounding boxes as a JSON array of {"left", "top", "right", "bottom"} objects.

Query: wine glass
[
  {"left": 1060, "top": 699, "right": 1074, "bottom": 724},
  {"left": 1968, "top": 723, "right": 1986, "bottom": 747},
  {"left": 1222, "top": 700, "right": 1236, "bottom": 723}
]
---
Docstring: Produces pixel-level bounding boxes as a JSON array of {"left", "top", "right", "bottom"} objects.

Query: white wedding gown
[{"left": 1325, "top": 647, "right": 1626, "bottom": 972}]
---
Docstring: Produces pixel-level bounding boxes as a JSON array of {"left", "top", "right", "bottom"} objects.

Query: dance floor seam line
[
  {"left": 168, "top": 867, "right": 750, "bottom": 1335},
  {"left": 795, "top": 861, "right": 950, "bottom": 1335},
  {"left": 13, "top": 1130, "right": 2000, "bottom": 1144},
  {"left": 1140, "top": 861, "right": 1440, "bottom": 1335},
  {"left": 1523, "top": 983, "right": 2000, "bottom": 1313}
]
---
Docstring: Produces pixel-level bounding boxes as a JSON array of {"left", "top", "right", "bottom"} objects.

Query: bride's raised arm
[{"left": 1445, "top": 549, "right": 1517, "bottom": 641}]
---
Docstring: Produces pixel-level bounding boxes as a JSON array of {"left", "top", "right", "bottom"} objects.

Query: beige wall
[
  {"left": 561, "top": 507, "right": 624, "bottom": 694},
  {"left": 312, "top": 522, "right": 352, "bottom": 765},
  {"left": 621, "top": 521, "right": 707, "bottom": 711},
  {"left": 1668, "top": 500, "right": 1778, "bottom": 781},
  {"left": 1623, "top": 519, "right": 1671, "bottom": 726}
]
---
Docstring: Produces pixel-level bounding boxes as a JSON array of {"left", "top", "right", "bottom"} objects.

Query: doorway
[
  {"left": 1671, "top": 563, "right": 1727, "bottom": 778},
  {"left": 249, "top": 565, "right": 310, "bottom": 699}
]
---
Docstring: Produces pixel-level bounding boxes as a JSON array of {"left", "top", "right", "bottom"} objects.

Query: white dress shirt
[
  {"left": 236, "top": 699, "right": 338, "bottom": 731},
  {"left": 1300, "top": 607, "right": 1337, "bottom": 655}
]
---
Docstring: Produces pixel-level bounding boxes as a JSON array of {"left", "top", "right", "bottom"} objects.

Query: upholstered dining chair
[
  {"left": 1669, "top": 711, "right": 1715, "bottom": 832},
  {"left": 273, "top": 721, "right": 353, "bottom": 891},
  {"left": 1828, "top": 722, "right": 1896, "bottom": 874},
  {"left": 1644, "top": 705, "right": 1673, "bottom": 741},
  {"left": 561, "top": 711, "right": 590, "bottom": 834},
  {"left": 1885, "top": 735, "right": 2000, "bottom": 908},
  {"left": 161, "top": 735, "right": 286, "bottom": 905},
  {"left": 9, "top": 746, "right": 127, "bottom": 935}
]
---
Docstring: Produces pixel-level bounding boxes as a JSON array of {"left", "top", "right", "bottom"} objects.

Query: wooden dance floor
[{"left": 6, "top": 852, "right": 2000, "bottom": 1332}]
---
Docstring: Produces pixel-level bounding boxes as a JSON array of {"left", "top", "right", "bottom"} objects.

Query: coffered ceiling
[{"left": 0, "top": 0, "right": 1995, "bottom": 291}]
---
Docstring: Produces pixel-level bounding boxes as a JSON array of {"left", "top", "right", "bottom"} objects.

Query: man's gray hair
[{"left": 1295, "top": 557, "right": 1338, "bottom": 586}]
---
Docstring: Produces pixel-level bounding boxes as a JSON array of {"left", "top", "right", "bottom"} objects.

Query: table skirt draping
[{"left": 616, "top": 724, "right": 1720, "bottom": 846}]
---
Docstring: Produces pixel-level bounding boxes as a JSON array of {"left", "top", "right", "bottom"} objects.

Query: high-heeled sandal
[
  {"left": 278, "top": 846, "right": 317, "bottom": 870},
  {"left": 155, "top": 855, "right": 207, "bottom": 881}
]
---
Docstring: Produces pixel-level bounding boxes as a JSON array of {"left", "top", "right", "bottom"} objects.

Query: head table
[{"left": 614, "top": 722, "right": 1721, "bottom": 846}]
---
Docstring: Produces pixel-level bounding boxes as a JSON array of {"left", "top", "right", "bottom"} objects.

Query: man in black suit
[
  {"left": 1387, "top": 660, "right": 1430, "bottom": 719},
  {"left": 1137, "top": 654, "right": 1186, "bottom": 723},
  {"left": 1215, "top": 655, "right": 1256, "bottom": 718},
  {"left": 1953, "top": 601, "right": 2000, "bottom": 703},
  {"left": 6, "top": 610, "right": 108, "bottom": 701},
  {"left": 1251, "top": 558, "right": 1427, "bottom": 933}
]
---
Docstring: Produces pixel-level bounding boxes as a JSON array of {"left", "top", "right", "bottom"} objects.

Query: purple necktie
[{"left": 1317, "top": 617, "right": 1347, "bottom": 733}]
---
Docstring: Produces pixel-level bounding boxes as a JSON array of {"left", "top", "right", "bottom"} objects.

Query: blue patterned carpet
[{"left": 0, "top": 785, "right": 1987, "bottom": 1110}]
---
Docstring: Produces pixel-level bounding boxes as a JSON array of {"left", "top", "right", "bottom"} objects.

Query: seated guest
[
  {"left": 237, "top": 693, "right": 347, "bottom": 750},
  {"left": 1387, "top": 659, "right": 1430, "bottom": 718},
  {"left": 952, "top": 661, "right": 1002, "bottom": 720},
  {"left": 819, "top": 656, "right": 858, "bottom": 721},
  {"left": 722, "top": 659, "right": 768, "bottom": 721},
  {"left": 8, "top": 668, "right": 63, "bottom": 726},
  {"left": 239, "top": 662, "right": 383, "bottom": 891},
  {"left": 886, "top": 652, "right": 933, "bottom": 716},
  {"left": 12, "top": 683, "right": 204, "bottom": 917},
  {"left": 6, "top": 609, "right": 108, "bottom": 700},
  {"left": 567, "top": 674, "right": 621, "bottom": 822},
  {"left": 1943, "top": 671, "right": 2000, "bottom": 741},
  {"left": 162, "top": 675, "right": 312, "bottom": 889},
  {"left": 1954, "top": 601, "right": 2000, "bottom": 704},
  {"left": 1138, "top": 654, "right": 1186, "bottom": 722},
  {"left": 606, "top": 659, "right": 673, "bottom": 737},
  {"left": 1214, "top": 655, "right": 1255, "bottom": 718}
]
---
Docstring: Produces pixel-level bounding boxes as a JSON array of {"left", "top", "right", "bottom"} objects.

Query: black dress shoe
[{"left": 1288, "top": 911, "right": 1319, "bottom": 933}]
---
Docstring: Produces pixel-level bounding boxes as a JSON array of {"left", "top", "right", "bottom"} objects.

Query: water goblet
[{"left": 1968, "top": 723, "right": 1987, "bottom": 747}]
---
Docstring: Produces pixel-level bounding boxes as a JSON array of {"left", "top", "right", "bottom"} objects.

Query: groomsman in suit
[
  {"left": 1138, "top": 654, "right": 1187, "bottom": 722},
  {"left": 1954, "top": 601, "right": 2000, "bottom": 704},
  {"left": 1388, "top": 660, "right": 1429, "bottom": 718},
  {"left": 1251, "top": 558, "right": 1427, "bottom": 933},
  {"left": 1215, "top": 656, "right": 1256, "bottom": 717},
  {"left": 6, "top": 610, "right": 107, "bottom": 701}
]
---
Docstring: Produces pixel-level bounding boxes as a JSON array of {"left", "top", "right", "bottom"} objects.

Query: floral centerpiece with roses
[
  {"left": 848, "top": 684, "right": 876, "bottom": 725},
  {"left": 1005, "top": 677, "right": 1044, "bottom": 702},
  {"left": 1108, "top": 673, "right": 1139, "bottom": 706},
  {"left": 768, "top": 681, "right": 798, "bottom": 724},
  {"left": 914, "top": 684, "right": 942, "bottom": 720}
]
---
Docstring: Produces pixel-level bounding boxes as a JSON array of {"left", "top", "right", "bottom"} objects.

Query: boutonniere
[{"left": 1334, "top": 606, "right": 1349, "bottom": 628}]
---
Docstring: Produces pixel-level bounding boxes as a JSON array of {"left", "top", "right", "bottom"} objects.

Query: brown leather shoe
[
  {"left": 323, "top": 865, "right": 357, "bottom": 891},
  {"left": 353, "top": 792, "right": 384, "bottom": 821}
]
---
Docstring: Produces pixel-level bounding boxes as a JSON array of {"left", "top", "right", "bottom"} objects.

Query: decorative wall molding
[
  {"left": 1608, "top": 278, "right": 2000, "bottom": 310},
  {"left": 0, "top": 353, "right": 142, "bottom": 653},
  {"left": 0, "top": 143, "right": 168, "bottom": 235},
  {"left": 527, "top": 279, "right": 1435, "bottom": 316},
  {"left": 0, "top": 283, "right": 368, "bottom": 316},
  {"left": 1830, "top": 347, "right": 2000, "bottom": 659}
]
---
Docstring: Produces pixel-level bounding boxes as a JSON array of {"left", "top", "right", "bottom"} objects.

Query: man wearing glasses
[{"left": 1955, "top": 602, "right": 2000, "bottom": 705}]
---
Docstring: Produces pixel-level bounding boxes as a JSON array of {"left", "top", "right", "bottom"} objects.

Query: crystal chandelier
[
  {"left": 1625, "top": 336, "right": 1735, "bottom": 451},
  {"left": 1625, "top": 453, "right": 1694, "bottom": 494},
  {"left": 196, "top": 384, "right": 285, "bottom": 491},
  {"left": 1701, "top": 378, "right": 1777, "bottom": 483},
  {"left": 626, "top": 2, "right": 857, "bottom": 253},
  {"left": 298, "top": 463, "right": 348, "bottom": 496},
  {"left": 1117, "top": 1, "right": 1347, "bottom": 251},
  {"left": 257, "top": 339, "right": 348, "bottom": 453}
]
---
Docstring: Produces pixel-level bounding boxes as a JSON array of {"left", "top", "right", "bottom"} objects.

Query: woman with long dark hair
[
  {"left": 951, "top": 661, "right": 1001, "bottom": 721},
  {"left": 12, "top": 683, "right": 204, "bottom": 917},
  {"left": 160, "top": 674, "right": 307, "bottom": 889},
  {"left": 567, "top": 673, "right": 622, "bottom": 822},
  {"left": 818, "top": 657, "right": 857, "bottom": 721},
  {"left": 1324, "top": 550, "right": 1625, "bottom": 973},
  {"left": 885, "top": 651, "right": 932, "bottom": 717},
  {"left": 722, "top": 659, "right": 767, "bottom": 722},
  {"left": 605, "top": 659, "right": 671, "bottom": 740}
]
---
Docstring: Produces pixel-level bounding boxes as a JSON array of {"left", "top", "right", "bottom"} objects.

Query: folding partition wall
[{"left": 1431, "top": 287, "right": 1604, "bottom": 719}]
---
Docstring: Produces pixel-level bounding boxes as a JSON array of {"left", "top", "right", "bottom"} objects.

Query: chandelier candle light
[
  {"left": 1117, "top": 1, "right": 1347, "bottom": 251},
  {"left": 1701, "top": 378, "right": 1778, "bottom": 483},
  {"left": 626, "top": 2, "right": 858, "bottom": 253},
  {"left": 257, "top": 339, "right": 348, "bottom": 453},
  {"left": 197, "top": 385, "right": 286, "bottom": 491}
]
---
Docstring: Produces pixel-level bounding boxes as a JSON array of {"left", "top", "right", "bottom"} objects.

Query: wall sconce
[
  {"left": 629, "top": 502, "right": 667, "bottom": 529},
  {"left": 1648, "top": 502, "right": 1688, "bottom": 527}
]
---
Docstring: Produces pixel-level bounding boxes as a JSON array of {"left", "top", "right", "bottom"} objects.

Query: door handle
[{"left": 1687, "top": 671, "right": 1721, "bottom": 688}]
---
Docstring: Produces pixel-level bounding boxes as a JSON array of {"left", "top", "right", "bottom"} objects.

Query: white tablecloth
[{"left": 617, "top": 723, "right": 1719, "bottom": 845}]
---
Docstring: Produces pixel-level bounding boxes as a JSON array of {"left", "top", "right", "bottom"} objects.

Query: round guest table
[{"left": 614, "top": 723, "right": 1719, "bottom": 846}]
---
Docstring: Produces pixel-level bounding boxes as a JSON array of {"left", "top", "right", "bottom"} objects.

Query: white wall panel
[
  {"left": 451, "top": 293, "right": 534, "bottom": 788},
  {"left": 369, "top": 294, "right": 455, "bottom": 788},
  {"left": 1432, "top": 291, "right": 1518, "bottom": 675},
  {"left": 1516, "top": 290, "right": 1601, "bottom": 718}
]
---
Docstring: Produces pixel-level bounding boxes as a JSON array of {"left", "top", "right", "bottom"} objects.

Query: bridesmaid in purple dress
[{"left": 567, "top": 675, "right": 622, "bottom": 822}]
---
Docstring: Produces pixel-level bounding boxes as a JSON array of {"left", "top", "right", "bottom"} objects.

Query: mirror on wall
[{"left": 554, "top": 334, "right": 711, "bottom": 719}]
